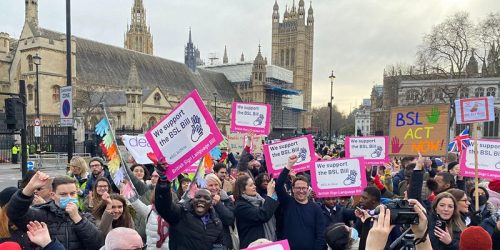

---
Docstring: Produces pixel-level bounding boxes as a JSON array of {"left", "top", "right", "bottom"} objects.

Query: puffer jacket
[
  {"left": 7, "top": 190, "right": 103, "bottom": 250},
  {"left": 155, "top": 180, "right": 224, "bottom": 250},
  {"left": 131, "top": 199, "right": 169, "bottom": 250}
]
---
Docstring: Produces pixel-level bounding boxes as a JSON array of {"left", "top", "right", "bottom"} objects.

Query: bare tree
[
  {"left": 74, "top": 84, "right": 106, "bottom": 130},
  {"left": 476, "top": 12, "right": 500, "bottom": 75},
  {"left": 417, "top": 11, "right": 477, "bottom": 78}
]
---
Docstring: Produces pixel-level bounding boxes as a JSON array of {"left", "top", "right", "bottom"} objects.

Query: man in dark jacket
[
  {"left": 320, "top": 197, "right": 356, "bottom": 227},
  {"left": 83, "top": 157, "right": 118, "bottom": 197},
  {"left": 155, "top": 170, "right": 224, "bottom": 250},
  {"left": 276, "top": 154, "right": 326, "bottom": 250},
  {"left": 8, "top": 172, "right": 102, "bottom": 250}
]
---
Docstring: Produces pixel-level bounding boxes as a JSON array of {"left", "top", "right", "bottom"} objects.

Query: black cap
[{"left": 0, "top": 187, "right": 18, "bottom": 207}]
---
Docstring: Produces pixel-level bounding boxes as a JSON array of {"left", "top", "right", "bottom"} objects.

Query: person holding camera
[{"left": 428, "top": 192, "right": 466, "bottom": 250}]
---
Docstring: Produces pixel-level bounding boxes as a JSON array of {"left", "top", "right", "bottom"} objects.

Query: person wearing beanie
[
  {"left": 487, "top": 180, "right": 500, "bottom": 209},
  {"left": 83, "top": 157, "right": 118, "bottom": 197},
  {"left": 469, "top": 186, "right": 495, "bottom": 222},
  {"left": 459, "top": 226, "right": 492, "bottom": 250},
  {"left": 0, "top": 187, "right": 32, "bottom": 248},
  {"left": 0, "top": 242, "right": 21, "bottom": 250}
]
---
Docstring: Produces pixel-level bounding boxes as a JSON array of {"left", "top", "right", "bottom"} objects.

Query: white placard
[
  {"left": 122, "top": 135, "right": 153, "bottom": 164},
  {"left": 345, "top": 136, "right": 389, "bottom": 165},
  {"left": 263, "top": 135, "right": 315, "bottom": 176},
  {"left": 455, "top": 96, "right": 495, "bottom": 124},
  {"left": 460, "top": 139, "right": 500, "bottom": 179}
]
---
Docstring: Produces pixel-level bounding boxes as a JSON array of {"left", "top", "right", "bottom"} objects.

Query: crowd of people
[{"left": 0, "top": 137, "right": 499, "bottom": 250}]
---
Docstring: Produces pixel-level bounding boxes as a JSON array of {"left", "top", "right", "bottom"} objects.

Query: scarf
[
  {"left": 241, "top": 194, "right": 276, "bottom": 242},
  {"left": 152, "top": 205, "right": 169, "bottom": 248}
]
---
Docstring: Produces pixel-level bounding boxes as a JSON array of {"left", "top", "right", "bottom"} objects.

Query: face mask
[
  {"left": 350, "top": 227, "right": 359, "bottom": 241},
  {"left": 476, "top": 196, "right": 487, "bottom": 207},
  {"left": 59, "top": 197, "right": 79, "bottom": 209}
]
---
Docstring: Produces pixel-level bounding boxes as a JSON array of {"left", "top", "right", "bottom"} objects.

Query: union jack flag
[{"left": 448, "top": 127, "right": 471, "bottom": 152}]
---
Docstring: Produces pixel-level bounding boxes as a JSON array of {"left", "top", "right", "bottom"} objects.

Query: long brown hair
[
  {"left": 91, "top": 177, "right": 111, "bottom": 207},
  {"left": 233, "top": 175, "right": 252, "bottom": 201},
  {"left": 0, "top": 207, "right": 10, "bottom": 238},
  {"left": 93, "top": 194, "right": 133, "bottom": 229},
  {"left": 432, "top": 192, "right": 466, "bottom": 233}
]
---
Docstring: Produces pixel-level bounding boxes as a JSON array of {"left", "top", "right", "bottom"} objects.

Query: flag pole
[{"left": 473, "top": 123, "right": 479, "bottom": 211}]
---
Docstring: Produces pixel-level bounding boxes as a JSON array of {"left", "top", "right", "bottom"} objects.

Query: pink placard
[
  {"left": 345, "top": 136, "right": 389, "bottom": 165},
  {"left": 242, "top": 240, "right": 290, "bottom": 250},
  {"left": 230, "top": 102, "right": 271, "bottom": 135},
  {"left": 311, "top": 158, "right": 367, "bottom": 198},
  {"left": 145, "top": 90, "right": 223, "bottom": 181},
  {"left": 264, "top": 135, "right": 315, "bottom": 177},
  {"left": 460, "top": 139, "right": 500, "bottom": 179}
]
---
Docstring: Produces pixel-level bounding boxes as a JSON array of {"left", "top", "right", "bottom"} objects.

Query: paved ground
[{"left": 0, "top": 163, "right": 67, "bottom": 189}]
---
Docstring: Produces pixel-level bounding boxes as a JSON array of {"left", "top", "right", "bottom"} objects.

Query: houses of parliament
[{"left": 0, "top": 0, "right": 315, "bottom": 138}]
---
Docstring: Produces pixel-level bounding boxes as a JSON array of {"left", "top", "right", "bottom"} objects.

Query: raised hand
[
  {"left": 190, "top": 115, "right": 203, "bottom": 142},
  {"left": 27, "top": 221, "right": 52, "bottom": 248},
  {"left": 286, "top": 154, "right": 298, "bottom": 170},
  {"left": 366, "top": 206, "right": 395, "bottom": 249},
  {"left": 267, "top": 178, "right": 276, "bottom": 197},
  {"left": 65, "top": 202, "right": 82, "bottom": 224},
  {"left": 147, "top": 152, "right": 168, "bottom": 180},
  {"left": 33, "top": 195, "right": 46, "bottom": 205},
  {"left": 415, "top": 152, "right": 424, "bottom": 170},
  {"left": 24, "top": 171, "right": 50, "bottom": 197},
  {"left": 391, "top": 136, "right": 404, "bottom": 154},
  {"left": 426, "top": 106, "right": 441, "bottom": 124}
]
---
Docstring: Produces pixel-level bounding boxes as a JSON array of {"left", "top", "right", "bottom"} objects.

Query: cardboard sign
[
  {"left": 345, "top": 136, "right": 389, "bottom": 165},
  {"left": 227, "top": 133, "right": 263, "bottom": 155},
  {"left": 122, "top": 135, "right": 154, "bottom": 164},
  {"left": 242, "top": 240, "right": 291, "bottom": 250},
  {"left": 389, "top": 104, "right": 449, "bottom": 156},
  {"left": 311, "top": 158, "right": 367, "bottom": 198},
  {"left": 230, "top": 102, "right": 271, "bottom": 135},
  {"left": 455, "top": 96, "right": 495, "bottom": 124},
  {"left": 263, "top": 135, "right": 315, "bottom": 176},
  {"left": 460, "top": 139, "right": 500, "bottom": 179},
  {"left": 145, "top": 90, "right": 223, "bottom": 181}
]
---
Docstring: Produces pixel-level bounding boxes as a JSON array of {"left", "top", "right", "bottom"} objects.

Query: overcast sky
[{"left": 2, "top": 0, "right": 499, "bottom": 114}]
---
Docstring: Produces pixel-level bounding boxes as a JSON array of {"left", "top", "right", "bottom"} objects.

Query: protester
[
  {"left": 0, "top": 187, "right": 33, "bottom": 248},
  {"left": 429, "top": 192, "right": 465, "bottom": 249},
  {"left": 68, "top": 156, "right": 89, "bottom": 192},
  {"left": 324, "top": 222, "right": 360, "bottom": 250},
  {"left": 32, "top": 178, "right": 53, "bottom": 205},
  {"left": 83, "top": 177, "right": 111, "bottom": 212},
  {"left": 176, "top": 176, "right": 190, "bottom": 201},
  {"left": 129, "top": 187, "right": 170, "bottom": 250},
  {"left": 213, "top": 163, "right": 234, "bottom": 195},
  {"left": 254, "top": 173, "right": 271, "bottom": 198},
  {"left": 130, "top": 164, "right": 150, "bottom": 183},
  {"left": 447, "top": 189, "right": 473, "bottom": 226},
  {"left": 320, "top": 197, "right": 356, "bottom": 227},
  {"left": 26, "top": 221, "right": 65, "bottom": 250},
  {"left": 468, "top": 186, "right": 495, "bottom": 220},
  {"left": 99, "top": 227, "right": 144, "bottom": 250},
  {"left": 154, "top": 162, "right": 224, "bottom": 250},
  {"left": 7, "top": 173, "right": 102, "bottom": 249},
  {"left": 276, "top": 154, "right": 326, "bottom": 250},
  {"left": 487, "top": 180, "right": 500, "bottom": 209},
  {"left": 93, "top": 192, "right": 134, "bottom": 238},
  {"left": 83, "top": 157, "right": 117, "bottom": 197},
  {"left": 205, "top": 173, "right": 235, "bottom": 249},
  {"left": 234, "top": 174, "right": 279, "bottom": 249}
]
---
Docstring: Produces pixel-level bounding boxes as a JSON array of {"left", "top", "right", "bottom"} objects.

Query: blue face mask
[
  {"left": 350, "top": 227, "right": 359, "bottom": 241},
  {"left": 59, "top": 197, "right": 79, "bottom": 209}
]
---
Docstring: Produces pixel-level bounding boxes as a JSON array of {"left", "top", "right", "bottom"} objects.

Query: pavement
[{"left": 0, "top": 163, "right": 67, "bottom": 190}]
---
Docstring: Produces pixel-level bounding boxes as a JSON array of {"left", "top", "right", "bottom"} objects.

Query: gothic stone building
[{"left": 0, "top": 0, "right": 240, "bottom": 142}]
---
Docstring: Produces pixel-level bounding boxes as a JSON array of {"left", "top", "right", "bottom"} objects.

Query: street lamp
[
  {"left": 329, "top": 71, "right": 335, "bottom": 147},
  {"left": 212, "top": 92, "right": 217, "bottom": 122},
  {"left": 281, "top": 106, "right": 285, "bottom": 139},
  {"left": 33, "top": 54, "right": 41, "bottom": 153}
]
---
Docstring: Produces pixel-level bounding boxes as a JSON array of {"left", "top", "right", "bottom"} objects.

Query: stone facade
[
  {"left": 124, "top": 0, "right": 154, "bottom": 55},
  {"left": 355, "top": 99, "right": 371, "bottom": 136},
  {"left": 271, "top": 0, "right": 314, "bottom": 129}
]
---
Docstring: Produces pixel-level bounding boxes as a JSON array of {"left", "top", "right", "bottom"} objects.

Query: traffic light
[{"left": 5, "top": 98, "right": 24, "bottom": 130}]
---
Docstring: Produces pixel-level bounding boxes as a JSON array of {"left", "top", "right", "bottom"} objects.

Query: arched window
[
  {"left": 280, "top": 50, "right": 285, "bottom": 65},
  {"left": 154, "top": 92, "right": 161, "bottom": 105},
  {"left": 27, "top": 84, "right": 34, "bottom": 101},
  {"left": 460, "top": 88, "right": 470, "bottom": 98},
  {"left": 405, "top": 89, "right": 419, "bottom": 101},
  {"left": 148, "top": 117, "right": 157, "bottom": 129},
  {"left": 291, "top": 48, "right": 295, "bottom": 66},
  {"left": 475, "top": 87, "right": 485, "bottom": 97},
  {"left": 286, "top": 49, "right": 290, "bottom": 66},
  {"left": 487, "top": 87, "right": 496, "bottom": 97},
  {"left": 27, "top": 55, "right": 33, "bottom": 71},
  {"left": 424, "top": 88, "right": 433, "bottom": 100},
  {"left": 52, "top": 85, "right": 60, "bottom": 102}
]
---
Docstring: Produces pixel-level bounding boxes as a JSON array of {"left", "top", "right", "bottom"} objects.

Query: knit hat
[
  {"left": 0, "top": 187, "right": 18, "bottom": 207},
  {"left": 0, "top": 242, "right": 22, "bottom": 250},
  {"left": 459, "top": 226, "right": 492, "bottom": 250},
  {"left": 469, "top": 186, "right": 489, "bottom": 201},
  {"left": 447, "top": 161, "right": 459, "bottom": 172},
  {"left": 488, "top": 180, "right": 500, "bottom": 193}
]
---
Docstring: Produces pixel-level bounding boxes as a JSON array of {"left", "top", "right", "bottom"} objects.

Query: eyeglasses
[{"left": 459, "top": 199, "right": 469, "bottom": 203}]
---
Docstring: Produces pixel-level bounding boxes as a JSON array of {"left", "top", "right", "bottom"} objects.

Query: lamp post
[
  {"left": 213, "top": 92, "right": 217, "bottom": 122},
  {"left": 33, "top": 54, "right": 41, "bottom": 153},
  {"left": 329, "top": 71, "right": 335, "bottom": 147},
  {"left": 281, "top": 106, "right": 285, "bottom": 138}
]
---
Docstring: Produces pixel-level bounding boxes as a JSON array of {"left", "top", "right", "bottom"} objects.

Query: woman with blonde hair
[
  {"left": 429, "top": 192, "right": 466, "bottom": 250},
  {"left": 68, "top": 156, "right": 88, "bottom": 208}
]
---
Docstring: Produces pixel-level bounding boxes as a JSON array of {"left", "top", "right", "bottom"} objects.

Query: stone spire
[
  {"left": 465, "top": 49, "right": 478, "bottom": 75},
  {"left": 223, "top": 46, "right": 228, "bottom": 64},
  {"left": 127, "top": 61, "right": 141, "bottom": 89},
  {"left": 273, "top": 0, "right": 280, "bottom": 23},
  {"left": 124, "top": 0, "right": 154, "bottom": 55},
  {"left": 307, "top": 1, "right": 314, "bottom": 25},
  {"left": 185, "top": 28, "right": 198, "bottom": 71},
  {"left": 241, "top": 52, "right": 245, "bottom": 62},
  {"left": 298, "top": 0, "right": 305, "bottom": 19},
  {"left": 25, "top": 0, "right": 39, "bottom": 25}
]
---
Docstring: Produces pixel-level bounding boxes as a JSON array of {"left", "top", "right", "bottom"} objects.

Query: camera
[{"left": 370, "top": 199, "right": 419, "bottom": 225}]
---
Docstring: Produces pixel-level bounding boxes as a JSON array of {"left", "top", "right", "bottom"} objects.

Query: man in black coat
[
  {"left": 320, "top": 197, "right": 356, "bottom": 227},
  {"left": 155, "top": 168, "right": 224, "bottom": 250},
  {"left": 8, "top": 172, "right": 103, "bottom": 250}
]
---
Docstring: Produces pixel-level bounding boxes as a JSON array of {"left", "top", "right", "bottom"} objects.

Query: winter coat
[
  {"left": 83, "top": 168, "right": 119, "bottom": 197},
  {"left": 428, "top": 213, "right": 461, "bottom": 250},
  {"left": 95, "top": 210, "right": 135, "bottom": 239},
  {"left": 7, "top": 190, "right": 103, "bottom": 250},
  {"left": 487, "top": 188, "right": 500, "bottom": 209},
  {"left": 40, "top": 239, "right": 66, "bottom": 250},
  {"left": 320, "top": 204, "right": 356, "bottom": 227},
  {"left": 155, "top": 180, "right": 224, "bottom": 250},
  {"left": 213, "top": 190, "right": 235, "bottom": 249},
  {"left": 234, "top": 195, "right": 279, "bottom": 249},
  {"left": 131, "top": 199, "right": 169, "bottom": 250}
]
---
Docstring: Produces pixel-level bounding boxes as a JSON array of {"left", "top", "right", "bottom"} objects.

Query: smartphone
[
  {"left": 435, "top": 218, "right": 447, "bottom": 231},
  {"left": 370, "top": 166, "right": 378, "bottom": 177}
]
